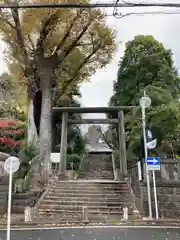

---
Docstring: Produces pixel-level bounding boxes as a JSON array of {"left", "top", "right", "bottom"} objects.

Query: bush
[
  {"left": 14, "top": 141, "right": 39, "bottom": 192},
  {"left": 113, "top": 150, "right": 120, "bottom": 169},
  {"left": 14, "top": 178, "right": 27, "bottom": 193},
  {"left": 67, "top": 126, "right": 86, "bottom": 155},
  {"left": 67, "top": 154, "right": 81, "bottom": 171},
  {"left": 0, "top": 119, "right": 26, "bottom": 154}
]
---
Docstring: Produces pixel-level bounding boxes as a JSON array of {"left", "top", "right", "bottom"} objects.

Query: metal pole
[
  {"left": 7, "top": 158, "right": 12, "bottom": 240},
  {"left": 141, "top": 105, "right": 152, "bottom": 219},
  {"left": 152, "top": 170, "right": 159, "bottom": 219}
]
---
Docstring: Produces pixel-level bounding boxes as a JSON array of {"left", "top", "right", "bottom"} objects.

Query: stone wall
[
  {"left": 11, "top": 191, "right": 43, "bottom": 213},
  {"left": 0, "top": 176, "right": 8, "bottom": 214},
  {"left": 128, "top": 160, "right": 180, "bottom": 218},
  {"left": 143, "top": 181, "right": 180, "bottom": 218}
]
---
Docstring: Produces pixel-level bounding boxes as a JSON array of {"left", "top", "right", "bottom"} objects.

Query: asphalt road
[{"left": 0, "top": 227, "right": 180, "bottom": 240}]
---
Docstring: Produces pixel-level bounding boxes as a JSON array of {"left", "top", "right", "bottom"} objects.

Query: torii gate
[{"left": 52, "top": 106, "right": 135, "bottom": 180}]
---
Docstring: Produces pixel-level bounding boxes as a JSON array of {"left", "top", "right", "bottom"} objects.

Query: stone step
[
  {"left": 51, "top": 185, "right": 127, "bottom": 190},
  {"left": 87, "top": 159, "right": 113, "bottom": 161},
  {"left": 53, "top": 182, "right": 128, "bottom": 188},
  {"left": 49, "top": 186, "right": 129, "bottom": 193},
  {"left": 53, "top": 181, "right": 127, "bottom": 185},
  {"left": 53, "top": 180, "right": 126, "bottom": 183},
  {"left": 38, "top": 214, "right": 82, "bottom": 222},
  {"left": 49, "top": 184, "right": 128, "bottom": 189},
  {"left": 79, "top": 174, "right": 114, "bottom": 180},
  {"left": 47, "top": 192, "right": 129, "bottom": 197},
  {"left": 42, "top": 199, "right": 130, "bottom": 206},
  {"left": 83, "top": 167, "right": 113, "bottom": 171},
  {"left": 38, "top": 212, "right": 130, "bottom": 222},
  {"left": 80, "top": 169, "right": 113, "bottom": 172},
  {"left": 50, "top": 182, "right": 128, "bottom": 186},
  {"left": 46, "top": 192, "right": 129, "bottom": 198},
  {"left": 81, "top": 171, "right": 113, "bottom": 174},
  {"left": 78, "top": 173, "right": 114, "bottom": 176},
  {"left": 44, "top": 195, "right": 128, "bottom": 202},
  {"left": 39, "top": 208, "right": 125, "bottom": 215},
  {"left": 38, "top": 211, "right": 132, "bottom": 222},
  {"left": 85, "top": 161, "right": 113, "bottom": 165},
  {"left": 39, "top": 204, "right": 129, "bottom": 212}
]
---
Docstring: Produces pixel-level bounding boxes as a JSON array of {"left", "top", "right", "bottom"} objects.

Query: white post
[
  {"left": 24, "top": 207, "right": 32, "bottom": 222},
  {"left": 141, "top": 105, "right": 152, "bottom": 219},
  {"left": 123, "top": 207, "right": 128, "bottom": 220},
  {"left": 7, "top": 159, "right": 12, "bottom": 240},
  {"left": 82, "top": 206, "right": 88, "bottom": 222},
  {"left": 152, "top": 170, "right": 159, "bottom": 219},
  {"left": 137, "top": 161, "right": 142, "bottom": 181}
]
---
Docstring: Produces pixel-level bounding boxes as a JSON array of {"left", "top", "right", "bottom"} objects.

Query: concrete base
[
  {"left": 58, "top": 173, "right": 68, "bottom": 180},
  {"left": 66, "top": 170, "right": 76, "bottom": 180}
]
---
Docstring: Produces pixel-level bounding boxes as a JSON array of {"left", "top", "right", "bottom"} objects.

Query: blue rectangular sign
[{"left": 146, "top": 157, "right": 160, "bottom": 166}]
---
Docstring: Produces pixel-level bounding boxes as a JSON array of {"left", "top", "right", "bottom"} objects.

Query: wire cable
[
  {"left": 112, "top": 9, "right": 180, "bottom": 19},
  {"left": 1, "top": 2, "right": 180, "bottom": 9}
]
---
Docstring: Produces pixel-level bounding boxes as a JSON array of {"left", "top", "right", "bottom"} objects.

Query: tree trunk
[
  {"left": 33, "top": 90, "right": 42, "bottom": 136},
  {"left": 27, "top": 98, "right": 39, "bottom": 144},
  {"left": 39, "top": 70, "right": 52, "bottom": 172}
]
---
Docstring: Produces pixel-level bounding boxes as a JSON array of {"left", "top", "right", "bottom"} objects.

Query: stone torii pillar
[
  {"left": 118, "top": 110, "right": 127, "bottom": 179},
  {"left": 58, "top": 111, "right": 68, "bottom": 179}
]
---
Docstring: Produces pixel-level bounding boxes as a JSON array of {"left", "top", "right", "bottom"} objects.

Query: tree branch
[
  {"left": 10, "top": 7, "right": 32, "bottom": 79},
  {"left": 54, "top": 43, "right": 100, "bottom": 102},
  {"left": 57, "top": 12, "right": 94, "bottom": 66},
  {"left": 36, "top": 11, "right": 59, "bottom": 55},
  {"left": 52, "top": 9, "right": 85, "bottom": 55},
  {"left": 0, "top": 10, "right": 16, "bottom": 29},
  {"left": 26, "top": 34, "right": 35, "bottom": 51},
  {"left": 11, "top": 8, "right": 27, "bottom": 58}
]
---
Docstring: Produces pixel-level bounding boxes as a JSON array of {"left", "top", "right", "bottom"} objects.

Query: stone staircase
[
  {"left": 78, "top": 153, "right": 114, "bottom": 180},
  {"left": 38, "top": 180, "right": 134, "bottom": 223}
]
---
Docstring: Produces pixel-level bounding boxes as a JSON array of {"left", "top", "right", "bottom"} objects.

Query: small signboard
[
  {"left": 4, "top": 156, "right": 20, "bottom": 174},
  {"left": 146, "top": 157, "right": 160, "bottom": 171}
]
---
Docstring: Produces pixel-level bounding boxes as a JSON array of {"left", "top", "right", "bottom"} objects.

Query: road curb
[{"left": 0, "top": 219, "right": 180, "bottom": 229}]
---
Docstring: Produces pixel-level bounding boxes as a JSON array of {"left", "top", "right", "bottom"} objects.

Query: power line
[
  {"left": 110, "top": 10, "right": 180, "bottom": 19},
  {"left": 1, "top": 2, "right": 180, "bottom": 9},
  {"left": 112, "top": 0, "right": 180, "bottom": 18}
]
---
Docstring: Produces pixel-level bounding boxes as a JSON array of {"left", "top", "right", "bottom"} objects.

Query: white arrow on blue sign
[{"left": 146, "top": 157, "right": 160, "bottom": 171}]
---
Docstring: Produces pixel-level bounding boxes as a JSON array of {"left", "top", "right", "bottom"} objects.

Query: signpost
[
  {"left": 4, "top": 156, "right": 20, "bottom": 240},
  {"left": 146, "top": 157, "right": 160, "bottom": 171},
  {"left": 140, "top": 93, "right": 160, "bottom": 220},
  {"left": 139, "top": 94, "right": 152, "bottom": 219},
  {"left": 146, "top": 156, "right": 160, "bottom": 219}
]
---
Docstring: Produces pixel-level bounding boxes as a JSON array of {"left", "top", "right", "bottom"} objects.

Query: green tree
[
  {"left": 0, "top": 73, "right": 26, "bottom": 120},
  {"left": 52, "top": 96, "right": 85, "bottom": 171},
  {"left": 0, "top": 0, "right": 116, "bottom": 170},
  {"left": 109, "top": 35, "right": 180, "bottom": 160}
]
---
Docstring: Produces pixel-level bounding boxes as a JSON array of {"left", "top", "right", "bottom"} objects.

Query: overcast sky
[
  {"left": 0, "top": 0, "right": 180, "bottom": 127},
  {"left": 80, "top": 0, "right": 180, "bottom": 122}
]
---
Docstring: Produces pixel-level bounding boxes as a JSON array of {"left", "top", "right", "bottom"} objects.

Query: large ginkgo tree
[{"left": 0, "top": 0, "right": 116, "bottom": 170}]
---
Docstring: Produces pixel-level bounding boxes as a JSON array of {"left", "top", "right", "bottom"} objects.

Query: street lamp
[
  {"left": 139, "top": 95, "right": 152, "bottom": 220},
  {"left": 139, "top": 96, "right": 151, "bottom": 108}
]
